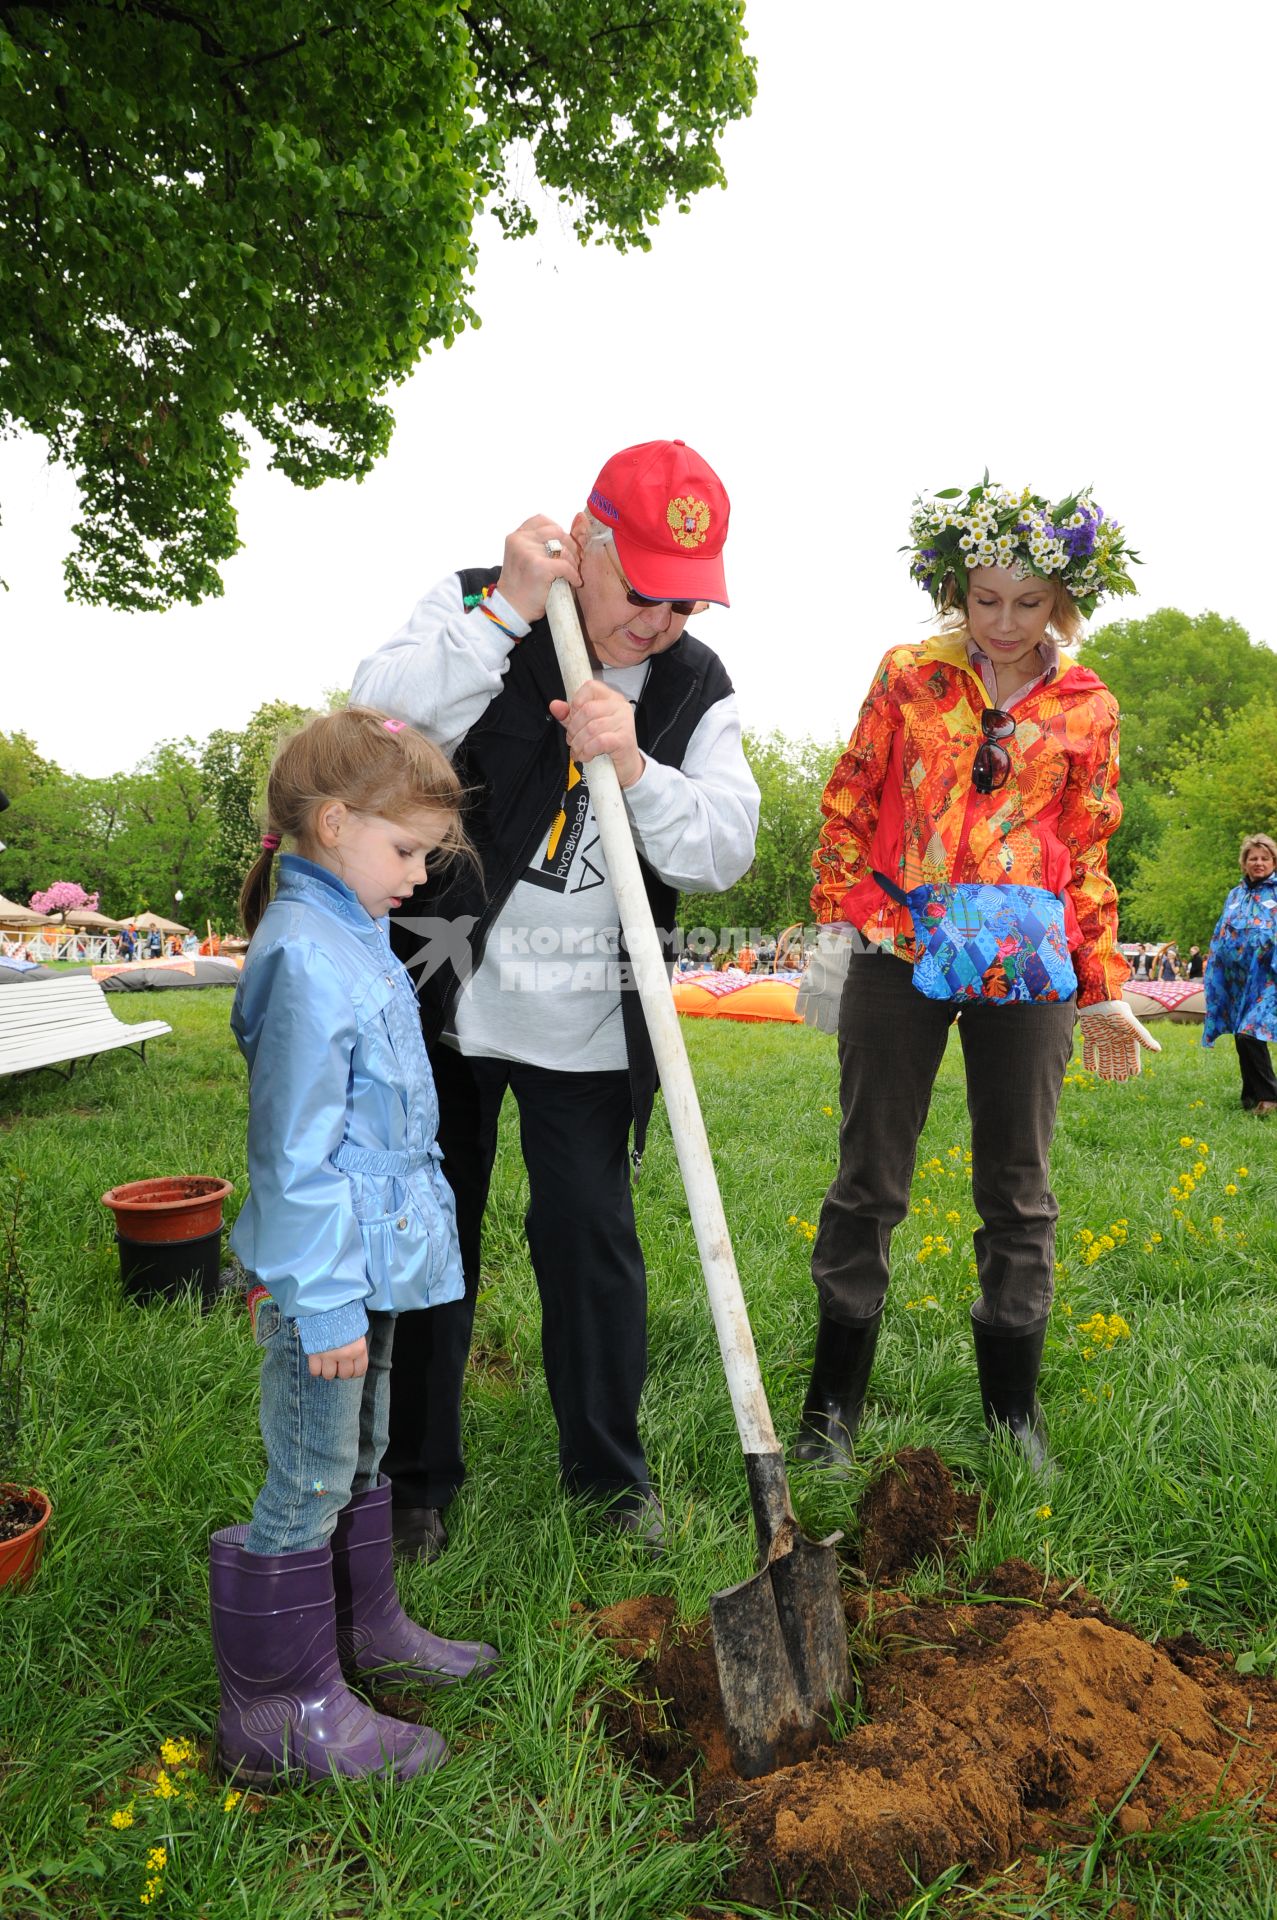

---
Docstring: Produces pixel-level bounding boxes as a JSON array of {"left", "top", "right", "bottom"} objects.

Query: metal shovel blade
[{"left": 709, "top": 1462, "right": 850, "bottom": 1779}]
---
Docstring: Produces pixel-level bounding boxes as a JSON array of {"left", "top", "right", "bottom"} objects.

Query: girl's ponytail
[{"left": 240, "top": 832, "right": 281, "bottom": 936}]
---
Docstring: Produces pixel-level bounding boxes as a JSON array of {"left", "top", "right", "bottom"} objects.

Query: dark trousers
[
  {"left": 812, "top": 954, "right": 1076, "bottom": 1331},
  {"left": 1235, "top": 1034, "right": 1277, "bottom": 1108},
  {"left": 383, "top": 1046, "right": 649, "bottom": 1511}
]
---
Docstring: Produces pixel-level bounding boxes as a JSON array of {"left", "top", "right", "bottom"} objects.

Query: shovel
[{"left": 545, "top": 580, "right": 849, "bottom": 1778}]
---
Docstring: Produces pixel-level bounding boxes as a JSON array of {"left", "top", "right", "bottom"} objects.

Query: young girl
[{"left": 211, "top": 707, "right": 497, "bottom": 1787}]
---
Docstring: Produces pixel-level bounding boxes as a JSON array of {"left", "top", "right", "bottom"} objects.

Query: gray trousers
[{"left": 812, "top": 954, "right": 1076, "bottom": 1331}]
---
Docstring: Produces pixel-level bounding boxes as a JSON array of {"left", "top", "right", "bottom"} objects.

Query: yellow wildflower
[
  {"left": 223, "top": 1790, "right": 242, "bottom": 1812},
  {"left": 1179, "top": 1135, "right": 1194, "bottom": 1147},
  {"left": 1225, "top": 1183, "right": 1239, "bottom": 1196},
  {"left": 153, "top": 1771, "right": 178, "bottom": 1801},
  {"left": 159, "top": 1737, "right": 195, "bottom": 1769},
  {"left": 109, "top": 1805, "right": 135, "bottom": 1830},
  {"left": 1237, "top": 1167, "right": 1249, "bottom": 1178},
  {"left": 1036, "top": 1505, "right": 1052, "bottom": 1520},
  {"left": 1171, "top": 1575, "right": 1189, "bottom": 1593},
  {"left": 146, "top": 1848, "right": 168, "bottom": 1872},
  {"left": 821, "top": 1105, "right": 833, "bottom": 1116}
]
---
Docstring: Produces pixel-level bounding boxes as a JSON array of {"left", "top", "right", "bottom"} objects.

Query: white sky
[{"left": 3, "top": 0, "right": 1274, "bottom": 777}]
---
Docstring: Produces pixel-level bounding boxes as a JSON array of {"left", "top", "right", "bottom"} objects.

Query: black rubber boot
[
  {"left": 971, "top": 1316, "right": 1053, "bottom": 1475},
  {"left": 792, "top": 1309, "right": 882, "bottom": 1473}
]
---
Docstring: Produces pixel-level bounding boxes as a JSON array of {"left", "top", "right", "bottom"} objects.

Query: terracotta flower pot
[
  {"left": 0, "top": 1484, "right": 52, "bottom": 1590},
  {"left": 101, "top": 1177, "right": 235, "bottom": 1307},
  {"left": 100, "top": 1176, "right": 234, "bottom": 1243}
]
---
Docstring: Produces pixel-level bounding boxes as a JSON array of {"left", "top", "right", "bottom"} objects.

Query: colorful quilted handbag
[{"left": 872, "top": 871, "right": 1077, "bottom": 1005}]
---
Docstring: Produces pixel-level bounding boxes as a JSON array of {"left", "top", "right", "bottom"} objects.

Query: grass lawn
[{"left": 2, "top": 993, "right": 1275, "bottom": 1917}]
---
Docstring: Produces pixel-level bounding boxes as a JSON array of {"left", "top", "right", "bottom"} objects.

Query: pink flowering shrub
[{"left": 28, "top": 881, "right": 100, "bottom": 915}]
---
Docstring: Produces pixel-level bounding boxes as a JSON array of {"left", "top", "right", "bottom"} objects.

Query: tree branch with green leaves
[{"left": 0, "top": 1, "right": 755, "bottom": 609}]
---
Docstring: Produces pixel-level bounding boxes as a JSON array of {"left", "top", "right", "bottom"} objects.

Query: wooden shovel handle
[{"left": 545, "top": 580, "right": 782, "bottom": 1470}]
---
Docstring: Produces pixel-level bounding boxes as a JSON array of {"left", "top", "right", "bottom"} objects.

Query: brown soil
[
  {"left": 0, "top": 1487, "right": 45, "bottom": 1543},
  {"left": 591, "top": 1449, "right": 1277, "bottom": 1917}
]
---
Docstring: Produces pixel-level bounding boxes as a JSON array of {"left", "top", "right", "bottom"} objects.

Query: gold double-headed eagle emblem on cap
[{"left": 667, "top": 496, "right": 710, "bottom": 548}]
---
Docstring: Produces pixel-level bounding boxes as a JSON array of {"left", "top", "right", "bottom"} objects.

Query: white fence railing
[{"left": 1, "top": 930, "right": 197, "bottom": 964}]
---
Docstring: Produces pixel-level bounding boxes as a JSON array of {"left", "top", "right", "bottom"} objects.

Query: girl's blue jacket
[{"left": 229, "top": 855, "right": 464, "bottom": 1355}]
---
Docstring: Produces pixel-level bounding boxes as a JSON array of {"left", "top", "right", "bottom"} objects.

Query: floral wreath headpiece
[{"left": 906, "top": 474, "right": 1139, "bottom": 621}]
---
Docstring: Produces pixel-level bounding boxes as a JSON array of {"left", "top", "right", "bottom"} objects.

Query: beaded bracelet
[{"left": 463, "top": 582, "right": 522, "bottom": 642}]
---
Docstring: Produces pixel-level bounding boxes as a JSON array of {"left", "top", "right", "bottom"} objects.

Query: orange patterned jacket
[{"left": 810, "top": 634, "right": 1128, "bottom": 1007}]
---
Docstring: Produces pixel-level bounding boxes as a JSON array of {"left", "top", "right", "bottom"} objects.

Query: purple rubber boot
[
  {"left": 209, "top": 1525, "right": 447, "bottom": 1785},
  {"left": 332, "top": 1477, "right": 499, "bottom": 1688}
]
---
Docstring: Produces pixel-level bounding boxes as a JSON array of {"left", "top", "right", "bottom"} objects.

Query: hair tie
[
  {"left": 261, "top": 832, "right": 281, "bottom": 852},
  {"left": 382, "top": 718, "right": 405, "bottom": 734}
]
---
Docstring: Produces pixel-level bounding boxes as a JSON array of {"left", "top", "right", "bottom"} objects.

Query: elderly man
[{"left": 352, "top": 440, "right": 759, "bottom": 1555}]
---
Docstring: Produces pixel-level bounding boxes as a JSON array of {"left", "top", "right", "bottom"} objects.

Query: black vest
[{"left": 390, "top": 566, "right": 736, "bottom": 1156}]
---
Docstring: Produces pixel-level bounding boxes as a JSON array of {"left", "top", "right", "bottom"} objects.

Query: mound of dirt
[
  {"left": 592, "top": 1450, "right": 1277, "bottom": 1917},
  {"left": 856, "top": 1442, "right": 980, "bottom": 1579}
]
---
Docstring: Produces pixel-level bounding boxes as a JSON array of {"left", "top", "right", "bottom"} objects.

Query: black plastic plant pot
[{"left": 117, "top": 1228, "right": 224, "bottom": 1309}]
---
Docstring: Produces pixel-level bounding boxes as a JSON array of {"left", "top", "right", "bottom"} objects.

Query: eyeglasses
[
  {"left": 972, "top": 707, "right": 1016, "bottom": 795},
  {"left": 603, "top": 542, "right": 705, "bottom": 618}
]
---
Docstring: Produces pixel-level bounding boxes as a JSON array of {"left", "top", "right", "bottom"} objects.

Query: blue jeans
[{"left": 245, "top": 1301, "right": 395, "bottom": 1555}]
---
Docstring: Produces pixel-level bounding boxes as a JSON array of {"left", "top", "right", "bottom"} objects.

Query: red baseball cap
[{"left": 587, "top": 439, "right": 730, "bottom": 607}]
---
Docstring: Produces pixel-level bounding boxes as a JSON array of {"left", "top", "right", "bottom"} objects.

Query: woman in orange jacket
[{"left": 795, "top": 478, "right": 1156, "bottom": 1476}]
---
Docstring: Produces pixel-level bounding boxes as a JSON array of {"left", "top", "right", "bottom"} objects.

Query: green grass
[{"left": 2, "top": 999, "right": 1276, "bottom": 1917}]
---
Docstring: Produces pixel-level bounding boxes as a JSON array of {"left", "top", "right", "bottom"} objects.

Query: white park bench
[{"left": 0, "top": 975, "right": 172, "bottom": 1080}]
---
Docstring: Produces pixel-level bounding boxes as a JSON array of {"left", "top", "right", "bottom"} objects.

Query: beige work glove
[
  {"left": 795, "top": 925, "right": 854, "bottom": 1034},
  {"left": 1077, "top": 998, "right": 1162, "bottom": 1081}
]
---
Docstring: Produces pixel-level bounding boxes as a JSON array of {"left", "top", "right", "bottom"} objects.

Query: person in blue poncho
[{"left": 1203, "top": 833, "right": 1277, "bottom": 1115}]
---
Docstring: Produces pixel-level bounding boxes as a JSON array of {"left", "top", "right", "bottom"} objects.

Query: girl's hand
[{"left": 307, "top": 1336, "right": 369, "bottom": 1380}]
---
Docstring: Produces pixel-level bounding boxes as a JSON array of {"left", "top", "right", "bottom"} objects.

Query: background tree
[
  {"left": 680, "top": 730, "right": 841, "bottom": 943},
  {"left": 1079, "top": 607, "right": 1277, "bottom": 938},
  {"left": 0, "top": 731, "right": 56, "bottom": 808},
  {"left": 27, "top": 880, "right": 98, "bottom": 915},
  {"left": 1079, "top": 608, "right": 1277, "bottom": 777},
  {"left": 0, "top": 2, "right": 755, "bottom": 610},
  {"left": 203, "top": 698, "right": 310, "bottom": 925},
  {"left": 110, "top": 739, "right": 218, "bottom": 925},
  {"left": 0, "top": 740, "right": 219, "bottom": 924},
  {"left": 1122, "top": 699, "right": 1277, "bottom": 948}
]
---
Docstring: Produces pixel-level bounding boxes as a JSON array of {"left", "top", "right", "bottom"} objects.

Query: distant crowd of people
[
  {"left": 1126, "top": 941, "right": 1204, "bottom": 982},
  {"left": 676, "top": 935, "right": 811, "bottom": 973}
]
